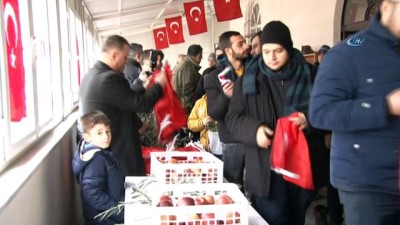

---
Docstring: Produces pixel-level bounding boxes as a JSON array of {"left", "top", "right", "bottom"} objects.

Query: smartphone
[{"left": 217, "top": 66, "right": 232, "bottom": 86}]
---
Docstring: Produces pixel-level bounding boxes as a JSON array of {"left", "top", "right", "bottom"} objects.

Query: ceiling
[{"left": 82, "top": 0, "right": 216, "bottom": 38}]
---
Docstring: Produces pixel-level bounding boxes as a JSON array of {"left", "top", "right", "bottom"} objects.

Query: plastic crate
[
  {"left": 150, "top": 183, "right": 249, "bottom": 225},
  {"left": 150, "top": 151, "right": 223, "bottom": 184}
]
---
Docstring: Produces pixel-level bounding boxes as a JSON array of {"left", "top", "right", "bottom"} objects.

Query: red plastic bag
[{"left": 271, "top": 112, "right": 314, "bottom": 190}]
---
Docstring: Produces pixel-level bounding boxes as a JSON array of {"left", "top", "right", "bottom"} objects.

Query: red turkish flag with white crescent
[
  {"left": 165, "top": 16, "right": 185, "bottom": 44},
  {"left": 153, "top": 27, "right": 169, "bottom": 50},
  {"left": 213, "top": 0, "right": 243, "bottom": 22},
  {"left": 184, "top": 0, "right": 207, "bottom": 35},
  {"left": 2, "top": 0, "right": 26, "bottom": 122}
]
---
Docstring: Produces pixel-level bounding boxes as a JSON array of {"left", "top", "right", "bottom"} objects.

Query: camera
[{"left": 149, "top": 50, "right": 158, "bottom": 71}]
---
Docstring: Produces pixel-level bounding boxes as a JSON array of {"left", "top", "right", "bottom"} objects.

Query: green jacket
[{"left": 173, "top": 56, "right": 201, "bottom": 113}]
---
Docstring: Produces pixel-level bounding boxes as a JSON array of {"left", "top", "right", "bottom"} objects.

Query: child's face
[{"left": 83, "top": 123, "right": 112, "bottom": 149}]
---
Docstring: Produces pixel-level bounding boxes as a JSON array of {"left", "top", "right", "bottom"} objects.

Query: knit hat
[
  {"left": 318, "top": 45, "right": 330, "bottom": 54},
  {"left": 260, "top": 21, "right": 293, "bottom": 53}
]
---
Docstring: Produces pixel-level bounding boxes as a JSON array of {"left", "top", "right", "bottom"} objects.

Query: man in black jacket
[
  {"left": 203, "top": 31, "right": 250, "bottom": 190},
  {"left": 79, "top": 35, "right": 167, "bottom": 176}
]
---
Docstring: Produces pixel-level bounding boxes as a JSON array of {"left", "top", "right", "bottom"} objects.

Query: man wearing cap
[
  {"left": 316, "top": 45, "right": 330, "bottom": 67},
  {"left": 225, "top": 21, "right": 327, "bottom": 225}
]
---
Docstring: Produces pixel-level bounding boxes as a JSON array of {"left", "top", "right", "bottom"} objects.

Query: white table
[{"left": 124, "top": 177, "right": 268, "bottom": 225}]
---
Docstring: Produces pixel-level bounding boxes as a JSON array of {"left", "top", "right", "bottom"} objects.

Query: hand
[
  {"left": 256, "top": 125, "right": 274, "bottom": 149},
  {"left": 154, "top": 70, "right": 167, "bottom": 88},
  {"left": 386, "top": 88, "right": 400, "bottom": 116},
  {"left": 222, "top": 82, "right": 234, "bottom": 98},
  {"left": 289, "top": 112, "right": 308, "bottom": 130},
  {"left": 202, "top": 116, "right": 214, "bottom": 126}
]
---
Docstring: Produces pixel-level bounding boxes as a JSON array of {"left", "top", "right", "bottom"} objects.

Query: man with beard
[{"left": 203, "top": 31, "right": 250, "bottom": 191}]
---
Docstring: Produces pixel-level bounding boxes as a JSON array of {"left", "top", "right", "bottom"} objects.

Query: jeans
[
  {"left": 339, "top": 190, "right": 400, "bottom": 225},
  {"left": 253, "top": 172, "right": 315, "bottom": 225},
  {"left": 221, "top": 142, "right": 246, "bottom": 187}
]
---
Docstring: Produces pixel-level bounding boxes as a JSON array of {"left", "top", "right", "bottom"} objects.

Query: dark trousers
[
  {"left": 327, "top": 183, "right": 343, "bottom": 225},
  {"left": 253, "top": 173, "right": 315, "bottom": 225},
  {"left": 339, "top": 190, "right": 400, "bottom": 225},
  {"left": 221, "top": 142, "right": 246, "bottom": 187}
]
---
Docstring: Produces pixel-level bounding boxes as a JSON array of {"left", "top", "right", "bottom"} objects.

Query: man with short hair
[
  {"left": 124, "top": 43, "right": 143, "bottom": 87},
  {"left": 173, "top": 44, "right": 203, "bottom": 114},
  {"left": 79, "top": 35, "right": 167, "bottom": 176},
  {"left": 250, "top": 31, "right": 262, "bottom": 56},
  {"left": 204, "top": 31, "right": 250, "bottom": 190},
  {"left": 310, "top": 1, "right": 400, "bottom": 224}
]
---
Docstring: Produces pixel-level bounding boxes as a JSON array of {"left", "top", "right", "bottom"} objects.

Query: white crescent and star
[
  {"left": 189, "top": 6, "right": 201, "bottom": 22},
  {"left": 169, "top": 21, "right": 180, "bottom": 34},
  {"left": 156, "top": 31, "right": 165, "bottom": 41},
  {"left": 3, "top": 2, "right": 18, "bottom": 68}
]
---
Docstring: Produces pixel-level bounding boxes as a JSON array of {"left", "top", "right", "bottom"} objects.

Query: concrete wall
[{"left": 0, "top": 117, "right": 83, "bottom": 225}]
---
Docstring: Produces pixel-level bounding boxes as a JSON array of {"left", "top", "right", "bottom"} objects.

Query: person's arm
[
  {"left": 309, "top": 50, "right": 391, "bottom": 132},
  {"left": 203, "top": 71, "right": 230, "bottom": 121},
  {"left": 225, "top": 78, "right": 268, "bottom": 147},
  {"left": 181, "top": 65, "right": 198, "bottom": 111},
  {"left": 187, "top": 100, "right": 205, "bottom": 132},
  {"left": 100, "top": 73, "right": 164, "bottom": 113}
]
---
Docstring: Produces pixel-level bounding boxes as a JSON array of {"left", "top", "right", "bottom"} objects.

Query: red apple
[
  {"left": 194, "top": 196, "right": 208, "bottom": 205},
  {"left": 215, "top": 194, "right": 234, "bottom": 205},
  {"left": 201, "top": 213, "right": 216, "bottom": 225},
  {"left": 225, "top": 212, "right": 240, "bottom": 224},
  {"left": 176, "top": 196, "right": 195, "bottom": 206},
  {"left": 203, "top": 195, "right": 215, "bottom": 205}
]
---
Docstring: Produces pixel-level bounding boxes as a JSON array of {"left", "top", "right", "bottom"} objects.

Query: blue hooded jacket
[{"left": 72, "top": 140, "right": 125, "bottom": 225}]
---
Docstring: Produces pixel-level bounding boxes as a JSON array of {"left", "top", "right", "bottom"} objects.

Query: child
[
  {"left": 187, "top": 94, "right": 222, "bottom": 160},
  {"left": 72, "top": 110, "right": 125, "bottom": 225}
]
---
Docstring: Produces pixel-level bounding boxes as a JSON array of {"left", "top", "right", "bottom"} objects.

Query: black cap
[{"left": 260, "top": 21, "right": 293, "bottom": 53}]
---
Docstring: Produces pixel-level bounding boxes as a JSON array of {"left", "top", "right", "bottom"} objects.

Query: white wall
[{"left": 125, "top": 0, "right": 345, "bottom": 62}]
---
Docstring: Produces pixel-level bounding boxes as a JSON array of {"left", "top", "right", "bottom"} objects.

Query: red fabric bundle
[
  {"left": 271, "top": 112, "right": 314, "bottom": 190},
  {"left": 151, "top": 65, "right": 187, "bottom": 144}
]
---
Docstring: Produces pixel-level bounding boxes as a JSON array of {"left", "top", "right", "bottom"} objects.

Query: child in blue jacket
[{"left": 72, "top": 110, "right": 125, "bottom": 225}]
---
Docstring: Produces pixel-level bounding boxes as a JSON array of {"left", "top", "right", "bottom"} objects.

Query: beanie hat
[{"left": 260, "top": 21, "right": 293, "bottom": 53}]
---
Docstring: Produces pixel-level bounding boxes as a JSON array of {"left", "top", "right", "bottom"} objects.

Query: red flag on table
[
  {"left": 3, "top": 0, "right": 26, "bottom": 122},
  {"left": 213, "top": 0, "right": 243, "bottom": 22},
  {"left": 184, "top": 0, "right": 207, "bottom": 35},
  {"left": 271, "top": 112, "right": 314, "bottom": 190},
  {"left": 165, "top": 16, "right": 185, "bottom": 44},
  {"left": 151, "top": 64, "right": 187, "bottom": 144},
  {"left": 153, "top": 27, "right": 169, "bottom": 50}
]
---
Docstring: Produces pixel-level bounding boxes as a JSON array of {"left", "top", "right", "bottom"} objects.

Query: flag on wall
[
  {"left": 2, "top": 0, "right": 26, "bottom": 122},
  {"left": 165, "top": 16, "right": 185, "bottom": 44},
  {"left": 213, "top": 0, "right": 243, "bottom": 22},
  {"left": 184, "top": 0, "right": 207, "bottom": 35},
  {"left": 153, "top": 27, "right": 169, "bottom": 50}
]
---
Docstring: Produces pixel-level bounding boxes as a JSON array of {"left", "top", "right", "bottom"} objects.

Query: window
[
  {"left": 342, "top": 0, "right": 378, "bottom": 39},
  {"left": 0, "top": 0, "right": 95, "bottom": 169}
]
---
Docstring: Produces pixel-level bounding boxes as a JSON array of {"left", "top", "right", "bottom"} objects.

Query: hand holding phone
[{"left": 217, "top": 66, "right": 232, "bottom": 86}]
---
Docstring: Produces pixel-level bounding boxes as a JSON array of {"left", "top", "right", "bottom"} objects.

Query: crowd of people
[{"left": 72, "top": 1, "right": 400, "bottom": 224}]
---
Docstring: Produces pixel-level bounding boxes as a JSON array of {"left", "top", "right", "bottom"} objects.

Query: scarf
[{"left": 243, "top": 49, "right": 313, "bottom": 116}]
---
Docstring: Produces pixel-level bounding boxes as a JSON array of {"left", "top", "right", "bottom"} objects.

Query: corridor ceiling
[{"left": 82, "top": 0, "right": 216, "bottom": 38}]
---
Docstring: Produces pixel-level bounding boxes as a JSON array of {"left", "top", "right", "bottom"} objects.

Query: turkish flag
[
  {"left": 153, "top": 27, "right": 169, "bottom": 50},
  {"left": 271, "top": 113, "right": 315, "bottom": 190},
  {"left": 184, "top": 1, "right": 207, "bottom": 35},
  {"left": 3, "top": 0, "right": 26, "bottom": 122},
  {"left": 150, "top": 64, "right": 187, "bottom": 144},
  {"left": 213, "top": 0, "right": 243, "bottom": 22},
  {"left": 165, "top": 16, "right": 185, "bottom": 44}
]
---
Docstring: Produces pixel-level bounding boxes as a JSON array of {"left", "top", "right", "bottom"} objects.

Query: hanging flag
[
  {"left": 271, "top": 112, "right": 315, "bottom": 190},
  {"left": 184, "top": 0, "right": 207, "bottom": 35},
  {"left": 153, "top": 27, "right": 169, "bottom": 50},
  {"left": 213, "top": 0, "right": 243, "bottom": 22},
  {"left": 165, "top": 16, "right": 185, "bottom": 44},
  {"left": 3, "top": 0, "right": 26, "bottom": 122}
]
